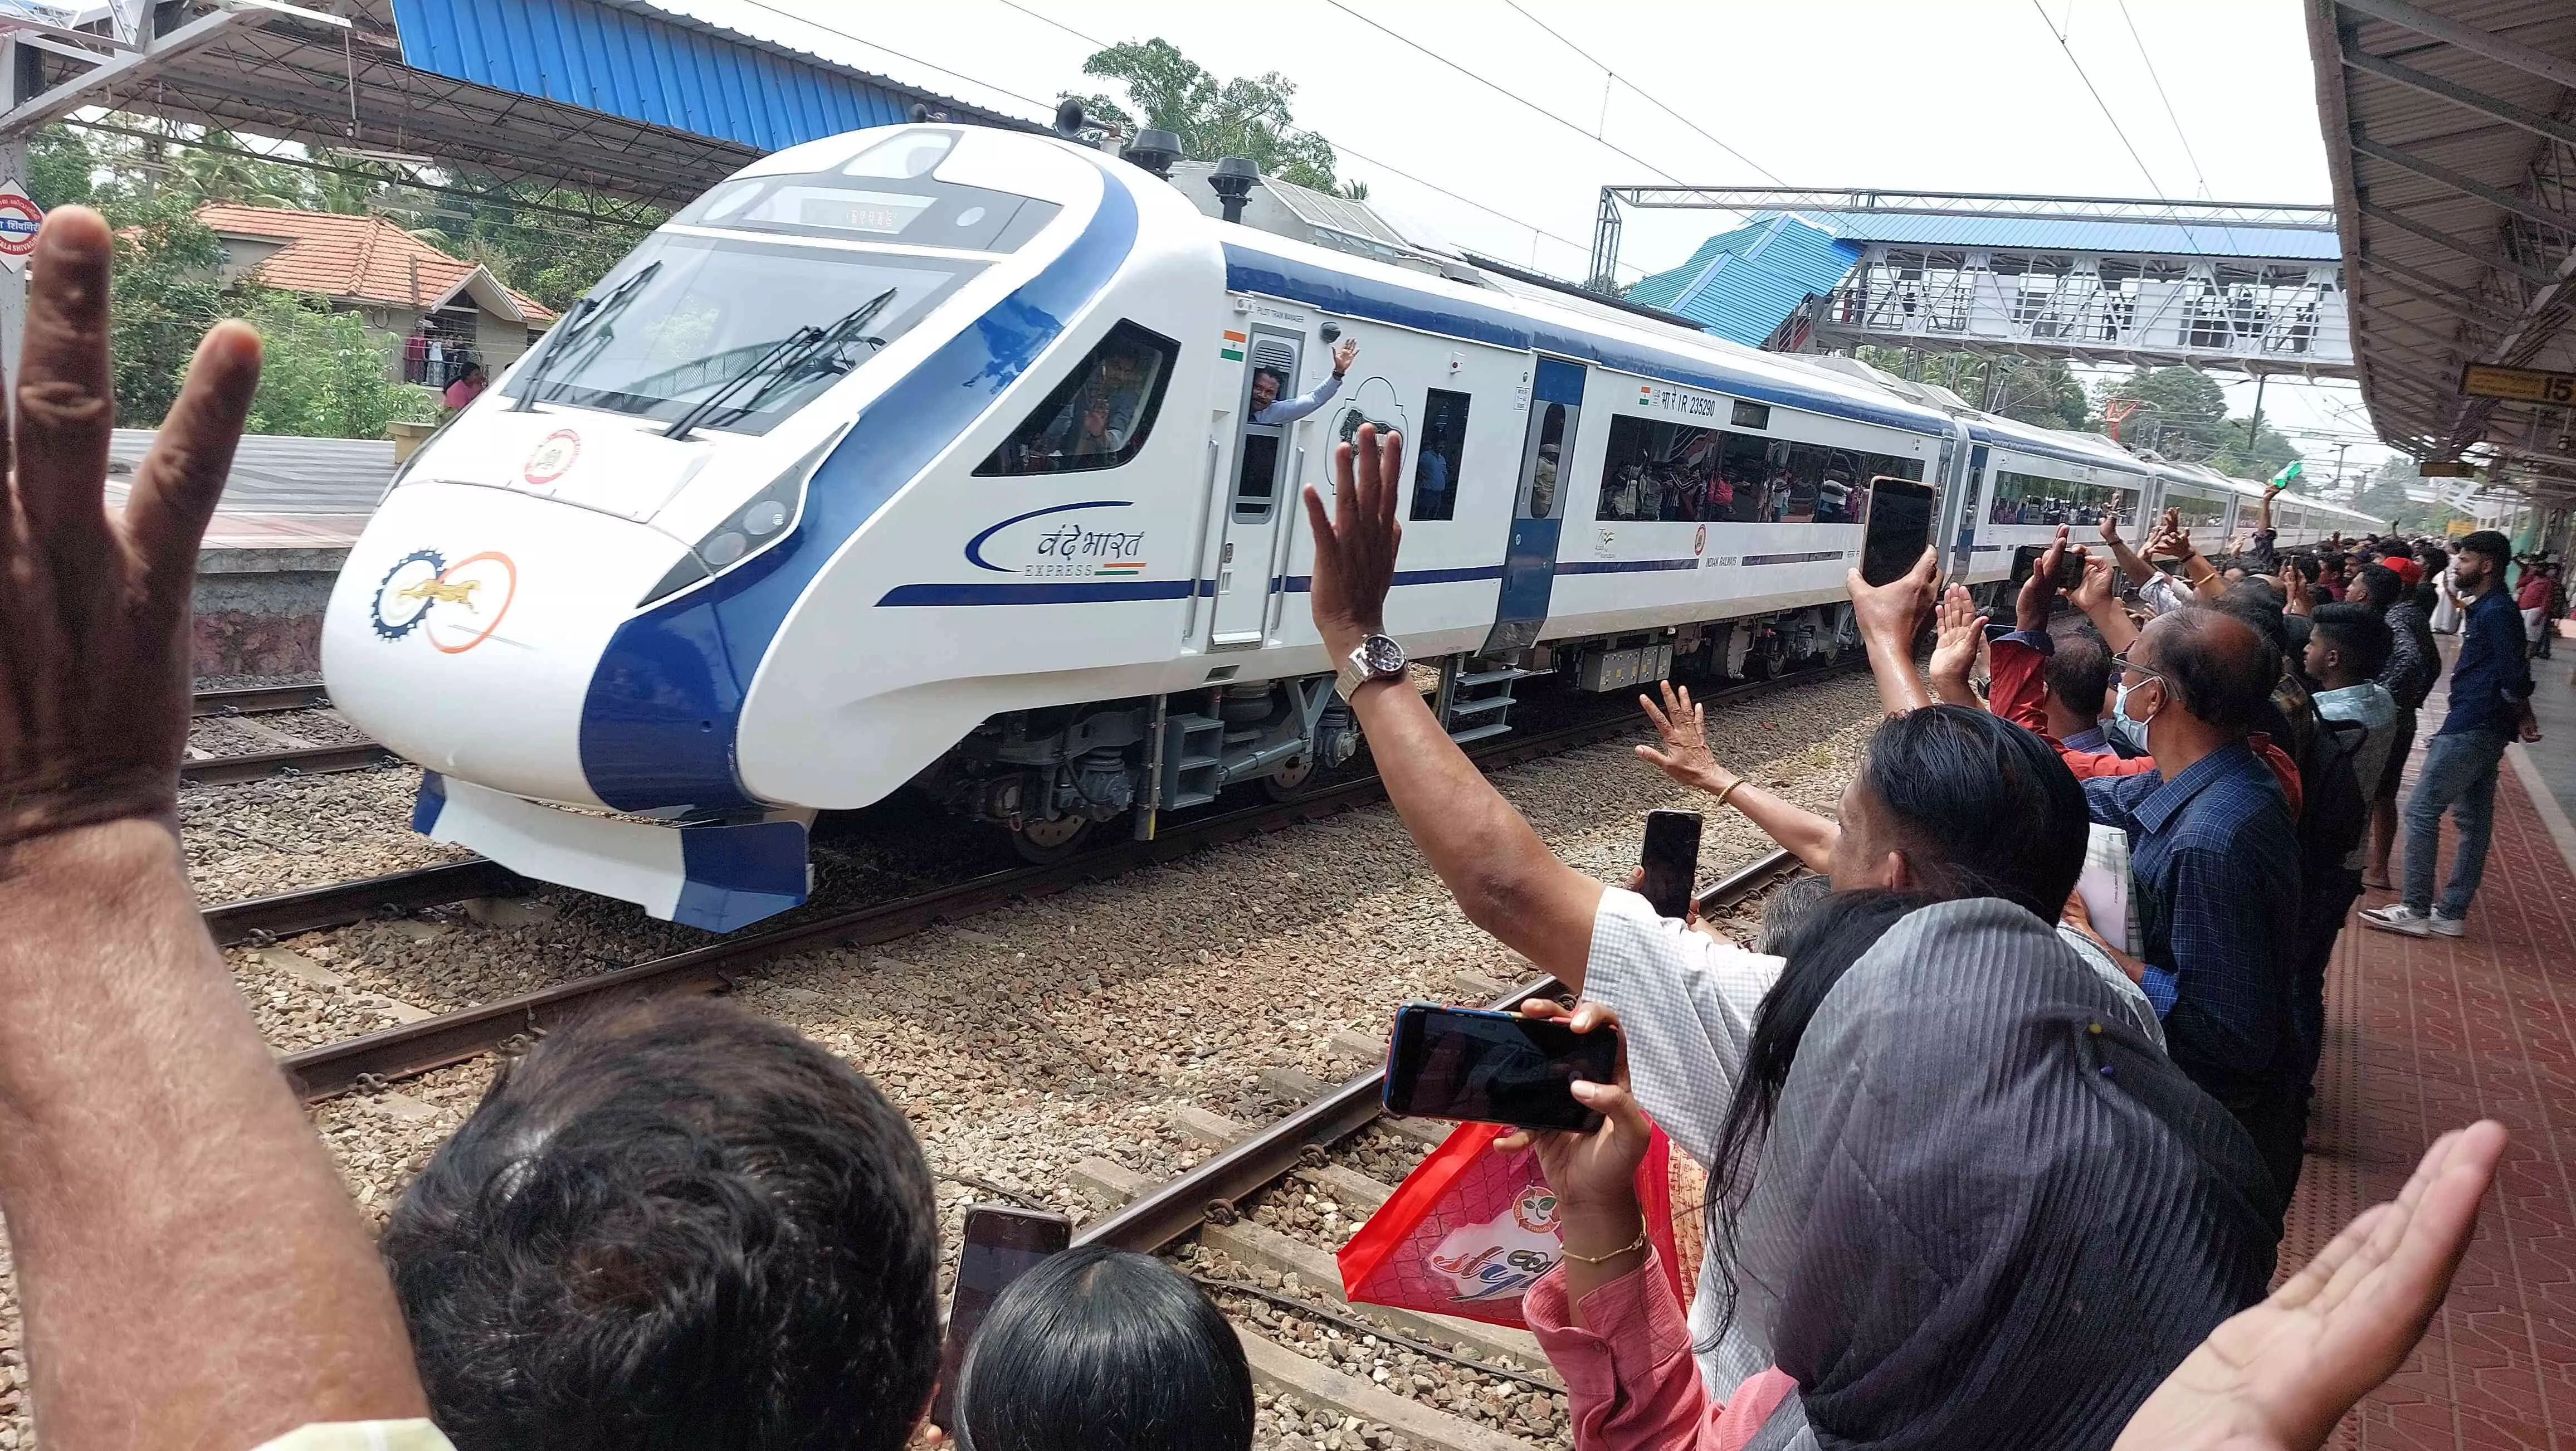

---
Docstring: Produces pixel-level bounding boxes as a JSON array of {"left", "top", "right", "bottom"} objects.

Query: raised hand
[
  {"left": 2114, "top": 1121, "right": 2507, "bottom": 1451},
  {"left": 2016, "top": 525, "right": 2071, "bottom": 632},
  {"left": 2074, "top": 552, "right": 2118, "bottom": 618},
  {"left": 1331, "top": 335, "right": 1359, "bottom": 376},
  {"left": 1847, "top": 545, "right": 1937, "bottom": 647},
  {"left": 1635, "top": 680, "right": 1732, "bottom": 796},
  {"left": 1303, "top": 422, "right": 1403, "bottom": 657},
  {"left": 2099, "top": 510, "right": 2123, "bottom": 547},
  {"left": 1926, "top": 582, "right": 1984, "bottom": 698},
  {"left": 1, "top": 208, "right": 261, "bottom": 851},
  {"left": 1495, "top": 1001, "right": 1647, "bottom": 1224}
]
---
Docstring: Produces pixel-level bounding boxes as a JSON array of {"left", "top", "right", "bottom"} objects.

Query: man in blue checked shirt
[
  {"left": 2085, "top": 605, "right": 2306, "bottom": 1215},
  {"left": 2361, "top": 529, "right": 2541, "bottom": 940}
]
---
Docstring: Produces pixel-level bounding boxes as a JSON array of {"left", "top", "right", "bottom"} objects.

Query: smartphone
[
  {"left": 2009, "top": 543, "right": 2089, "bottom": 591},
  {"left": 1858, "top": 476, "right": 1936, "bottom": 586},
  {"left": 931, "top": 1204, "right": 1074, "bottom": 1433},
  {"left": 1640, "top": 809, "right": 1702, "bottom": 919},
  {"left": 1383, "top": 1002, "right": 1619, "bottom": 1133}
]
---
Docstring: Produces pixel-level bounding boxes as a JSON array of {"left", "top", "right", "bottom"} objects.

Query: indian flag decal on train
[{"left": 1221, "top": 328, "right": 1246, "bottom": 362}]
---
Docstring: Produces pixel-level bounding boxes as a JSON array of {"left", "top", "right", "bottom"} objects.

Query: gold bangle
[
  {"left": 1559, "top": 1228, "right": 1648, "bottom": 1265},
  {"left": 1714, "top": 778, "right": 1744, "bottom": 811}
]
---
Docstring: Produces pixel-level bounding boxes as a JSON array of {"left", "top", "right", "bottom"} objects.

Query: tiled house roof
[{"left": 196, "top": 203, "right": 557, "bottom": 323}]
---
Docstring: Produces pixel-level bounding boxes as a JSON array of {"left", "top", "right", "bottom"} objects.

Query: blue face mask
[{"left": 2108, "top": 676, "right": 2157, "bottom": 754}]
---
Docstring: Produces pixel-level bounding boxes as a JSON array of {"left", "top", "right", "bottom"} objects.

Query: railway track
[
  {"left": 1090, "top": 846, "right": 1801, "bottom": 1450},
  {"left": 184, "top": 683, "right": 399, "bottom": 785},
  {"left": 261, "top": 663, "right": 1855, "bottom": 1100}
]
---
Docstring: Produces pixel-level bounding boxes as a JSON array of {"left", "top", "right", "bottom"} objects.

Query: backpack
[{"left": 2295, "top": 714, "right": 2370, "bottom": 876}]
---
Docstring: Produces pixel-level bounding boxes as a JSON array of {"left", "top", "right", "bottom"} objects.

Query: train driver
[{"left": 1251, "top": 335, "right": 1359, "bottom": 425}]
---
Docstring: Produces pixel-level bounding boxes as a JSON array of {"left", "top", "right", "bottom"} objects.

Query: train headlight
[{"left": 637, "top": 427, "right": 846, "bottom": 607}]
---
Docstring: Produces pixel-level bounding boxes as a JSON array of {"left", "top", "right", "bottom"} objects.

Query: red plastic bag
[{"left": 1336, "top": 1121, "right": 1684, "bottom": 1329}]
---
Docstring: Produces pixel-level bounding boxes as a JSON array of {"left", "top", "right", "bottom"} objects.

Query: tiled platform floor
[{"left": 2293, "top": 663, "right": 2576, "bottom": 1449}]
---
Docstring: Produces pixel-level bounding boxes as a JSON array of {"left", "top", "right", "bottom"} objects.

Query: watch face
[{"left": 1359, "top": 634, "right": 1406, "bottom": 675}]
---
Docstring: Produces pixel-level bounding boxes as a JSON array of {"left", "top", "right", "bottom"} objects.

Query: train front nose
[{"left": 323, "top": 481, "right": 699, "bottom": 809}]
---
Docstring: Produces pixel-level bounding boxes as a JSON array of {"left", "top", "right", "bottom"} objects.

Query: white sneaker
[
  {"left": 2429, "top": 910, "right": 2468, "bottom": 937},
  {"left": 2360, "top": 903, "right": 2432, "bottom": 937}
]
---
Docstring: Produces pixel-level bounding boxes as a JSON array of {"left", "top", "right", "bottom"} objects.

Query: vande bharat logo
[
  {"left": 524, "top": 429, "right": 582, "bottom": 486},
  {"left": 370, "top": 548, "right": 520, "bottom": 653},
  {"left": 965, "top": 500, "right": 1148, "bottom": 580}
]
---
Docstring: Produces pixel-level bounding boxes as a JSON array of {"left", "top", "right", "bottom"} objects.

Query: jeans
[{"left": 2402, "top": 728, "right": 2509, "bottom": 918}]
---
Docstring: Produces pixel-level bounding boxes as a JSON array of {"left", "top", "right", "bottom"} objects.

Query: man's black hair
[
  {"left": 1857, "top": 704, "right": 2090, "bottom": 922},
  {"left": 2141, "top": 606, "right": 2280, "bottom": 736},
  {"left": 2457, "top": 529, "right": 2512, "bottom": 568},
  {"left": 2353, "top": 562, "right": 2402, "bottom": 614},
  {"left": 2215, "top": 581, "right": 2292, "bottom": 658},
  {"left": 2043, "top": 630, "right": 2112, "bottom": 720},
  {"left": 2379, "top": 540, "right": 2412, "bottom": 560},
  {"left": 383, "top": 998, "right": 941, "bottom": 1451},
  {"left": 957, "top": 1246, "right": 1255, "bottom": 1451},
  {"left": 2311, "top": 601, "right": 2394, "bottom": 679}
]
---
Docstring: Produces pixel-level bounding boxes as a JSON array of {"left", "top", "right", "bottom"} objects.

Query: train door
[
  {"left": 1482, "top": 358, "right": 1584, "bottom": 656},
  {"left": 1950, "top": 443, "right": 1989, "bottom": 574},
  {"left": 1209, "top": 329, "right": 1304, "bottom": 647}
]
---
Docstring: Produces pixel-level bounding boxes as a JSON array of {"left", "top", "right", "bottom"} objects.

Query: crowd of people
[{"left": 0, "top": 208, "right": 2522, "bottom": 1451}]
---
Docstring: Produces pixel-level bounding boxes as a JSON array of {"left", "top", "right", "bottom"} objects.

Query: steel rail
[
  {"left": 192, "top": 683, "right": 333, "bottom": 716},
  {"left": 181, "top": 742, "right": 402, "bottom": 786},
  {"left": 271, "top": 664, "right": 1852, "bottom": 1101},
  {"left": 1077, "top": 846, "right": 1800, "bottom": 1254},
  {"left": 207, "top": 859, "right": 530, "bottom": 947}
]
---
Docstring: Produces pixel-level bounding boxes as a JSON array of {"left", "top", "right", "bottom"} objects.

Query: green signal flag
[{"left": 2268, "top": 459, "right": 2303, "bottom": 491}]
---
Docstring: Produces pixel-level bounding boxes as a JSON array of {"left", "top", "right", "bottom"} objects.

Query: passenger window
[
  {"left": 974, "top": 320, "right": 1180, "bottom": 476},
  {"left": 1411, "top": 388, "right": 1470, "bottom": 521}
]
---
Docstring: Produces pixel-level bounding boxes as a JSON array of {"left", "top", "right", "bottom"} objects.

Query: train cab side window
[
  {"left": 1411, "top": 388, "right": 1470, "bottom": 521},
  {"left": 973, "top": 320, "right": 1180, "bottom": 476}
]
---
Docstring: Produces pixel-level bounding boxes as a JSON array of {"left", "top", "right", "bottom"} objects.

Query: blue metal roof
[
  {"left": 1773, "top": 211, "right": 2342, "bottom": 262},
  {"left": 1622, "top": 215, "right": 1861, "bottom": 346},
  {"left": 389, "top": 0, "right": 1033, "bottom": 156}
]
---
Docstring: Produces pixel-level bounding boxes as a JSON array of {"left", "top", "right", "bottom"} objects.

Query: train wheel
[
  {"left": 1261, "top": 755, "right": 1316, "bottom": 802},
  {"left": 1011, "top": 815, "right": 1092, "bottom": 864}
]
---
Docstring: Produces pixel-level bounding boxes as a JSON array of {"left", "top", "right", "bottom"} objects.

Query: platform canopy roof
[
  {"left": 0, "top": 0, "right": 1042, "bottom": 210},
  {"left": 2306, "top": 0, "right": 2576, "bottom": 504}
]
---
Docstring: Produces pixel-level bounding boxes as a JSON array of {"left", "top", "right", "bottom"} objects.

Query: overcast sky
[{"left": 674, "top": 0, "right": 2390, "bottom": 483}]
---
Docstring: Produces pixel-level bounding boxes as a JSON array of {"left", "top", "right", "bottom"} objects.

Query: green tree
[
  {"left": 1075, "top": 37, "right": 1359, "bottom": 197},
  {"left": 101, "top": 189, "right": 228, "bottom": 427},
  {"left": 2354, "top": 455, "right": 2415, "bottom": 522},
  {"left": 28, "top": 124, "right": 104, "bottom": 211},
  {"left": 230, "top": 290, "right": 440, "bottom": 439},
  {"left": 2091, "top": 366, "right": 2228, "bottom": 459},
  {"left": 1854, "top": 348, "right": 2089, "bottom": 430},
  {"left": 2206, "top": 415, "right": 2302, "bottom": 481}
]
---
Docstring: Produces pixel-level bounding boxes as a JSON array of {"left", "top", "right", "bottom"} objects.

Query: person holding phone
[{"left": 1306, "top": 427, "right": 2104, "bottom": 1390}]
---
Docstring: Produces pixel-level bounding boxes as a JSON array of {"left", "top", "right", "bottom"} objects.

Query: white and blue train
[{"left": 322, "top": 123, "right": 2382, "bottom": 931}]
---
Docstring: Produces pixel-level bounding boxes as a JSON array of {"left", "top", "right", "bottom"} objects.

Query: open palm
[{"left": 2115, "top": 1121, "right": 2506, "bottom": 1451}]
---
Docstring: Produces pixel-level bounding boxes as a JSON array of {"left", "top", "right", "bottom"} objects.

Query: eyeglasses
[{"left": 2111, "top": 645, "right": 2170, "bottom": 688}]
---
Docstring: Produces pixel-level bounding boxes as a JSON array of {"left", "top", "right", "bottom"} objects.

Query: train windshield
[{"left": 502, "top": 233, "right": 979, "bottom": 434}]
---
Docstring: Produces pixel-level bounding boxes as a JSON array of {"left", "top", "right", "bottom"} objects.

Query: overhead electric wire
[
  {"left": 2026, "top": 0, "right": 2170, "bottom": 200},
  {"left": 985, "top": 0, "right": 1641, "bottom": 280},
  {"left": 1315, "top": 0, "right": 1689, "bottom": 187},
  {"left": 2112, "top": 0, "right": 2214, "bottom": 202},
  {"left": 1498, "top": 0, "right": 1785, "bottom": 184}
]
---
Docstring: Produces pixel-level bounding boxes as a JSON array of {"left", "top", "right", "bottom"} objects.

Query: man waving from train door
[{"left": 1251, "top": 334, "right": 1358, "bottom": 424}]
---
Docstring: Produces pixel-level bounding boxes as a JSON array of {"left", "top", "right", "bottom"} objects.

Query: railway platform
[
  {"left": 109, "top": 429, "right": 394, "bottom": 678},
  {"left": 2296, "top": 646, "right": 2576, "bottom": 1450}
]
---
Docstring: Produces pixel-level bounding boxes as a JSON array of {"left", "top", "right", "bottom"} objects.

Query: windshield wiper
[
  {"left": 509, "top": 261, "right": 661, "bottom": 413},
  {"left": 662, "top": 289, "right": 896, "bottom": 441}
]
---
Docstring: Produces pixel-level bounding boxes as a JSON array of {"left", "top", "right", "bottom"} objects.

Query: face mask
[{"left": 2109, "top": 676, "right": 2156, "bottom": 754}]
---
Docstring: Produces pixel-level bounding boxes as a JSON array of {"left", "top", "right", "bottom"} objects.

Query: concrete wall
[{"left": 192, "top": 546, "right": 347, "bottom": 679}]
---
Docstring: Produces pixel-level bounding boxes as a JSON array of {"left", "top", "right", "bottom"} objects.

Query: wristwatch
[{"left": 1335, "top": 632, "right": 1407, "bottom": 701}]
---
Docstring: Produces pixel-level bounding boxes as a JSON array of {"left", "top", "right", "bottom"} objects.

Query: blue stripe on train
[{"left": 577, "top": 164, "right": 1141, "bottom": 812}]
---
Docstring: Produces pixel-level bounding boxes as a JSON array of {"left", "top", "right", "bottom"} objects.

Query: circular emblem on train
[
  {"left": 369, "top": 548, "right": 519, "bottom": 653},
  {"left": 524, "top": 429, "right": 582, "bottom": 485},
  {"left": 1694, "top": 524, "right": 1707, "bottom": 557}
]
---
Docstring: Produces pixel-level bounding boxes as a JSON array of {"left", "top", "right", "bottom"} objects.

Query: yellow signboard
[
  {"left": 2460, "top": 363, "right": 2576, "bottom": 404},
  {"left": 2446, "top": 519, "right": 2475, "bottom": 538}
]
